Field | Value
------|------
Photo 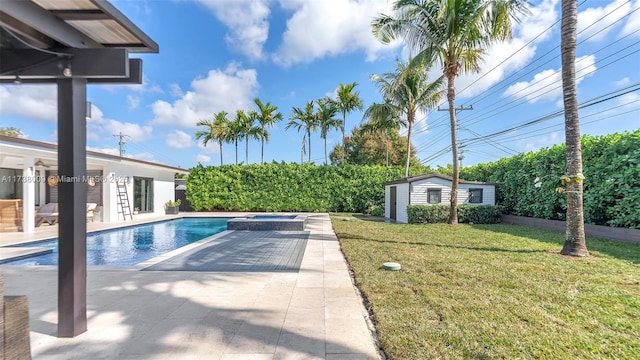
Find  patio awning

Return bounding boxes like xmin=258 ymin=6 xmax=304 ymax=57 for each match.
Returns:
xmin=0 ymin=0 xmax=158 ymax=83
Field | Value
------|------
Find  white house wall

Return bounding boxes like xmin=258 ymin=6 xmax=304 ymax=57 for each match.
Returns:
xmin=102 ymin=163 xmax=176 ymax=222
xmin=410 ymin=177 xmax=495 ymax=206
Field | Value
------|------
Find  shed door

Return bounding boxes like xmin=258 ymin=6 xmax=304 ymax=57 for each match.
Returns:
xmin=390 ymin=186 xmax=397 ymax=221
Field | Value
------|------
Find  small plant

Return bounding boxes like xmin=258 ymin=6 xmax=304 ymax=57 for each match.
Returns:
xmin=164 ymin=199 xmax=181 ymax=208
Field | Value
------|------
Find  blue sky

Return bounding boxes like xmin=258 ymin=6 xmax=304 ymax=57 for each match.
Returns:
xmin=1 ymin=0 xmax=638 ymax=170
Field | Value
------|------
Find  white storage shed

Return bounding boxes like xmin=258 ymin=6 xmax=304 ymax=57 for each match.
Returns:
xmin=384 ymin=173 xmax=496 ymax=223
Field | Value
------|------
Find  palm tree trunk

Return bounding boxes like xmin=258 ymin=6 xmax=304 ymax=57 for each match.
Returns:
xmin=219 ymin=141 xmax=223 ymax=166
xmin=447 ymin=73 xmax=459 ymax=225
xmin=245 ymin=139 xmax=249 ymax=164
xmin=404 ymin=119 xmax=412 ymax=177
xmin=261 ymin=136 xmax=265 ymax=165
xmin=341 ymin=113 xmax=346 ymax=164
xmin=307 ymin=129 xmax=311 ymax=163
xmin=385 ymin=131 xmax=389 ymax=167
xmin=324 ymin=137 xmax=328 ymax=164
xmin=235 ymin=140 xmax=238 ymax=165
xmin=560 ymin=0 xmax=588 ymax=257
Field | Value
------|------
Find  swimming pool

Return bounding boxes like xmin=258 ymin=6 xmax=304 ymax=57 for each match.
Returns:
xmin=4 ymin=217 xmax=229 ymax=266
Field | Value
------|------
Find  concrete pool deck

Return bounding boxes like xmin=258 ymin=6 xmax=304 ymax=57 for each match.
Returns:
xmin=0 ymin=213 xmax=381 ymax=359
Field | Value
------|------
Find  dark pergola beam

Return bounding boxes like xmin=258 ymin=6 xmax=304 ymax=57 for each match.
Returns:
xmin=0 ymin=48 xmax=129 ymax=77
xmin=0 ymin=58 xmax=143 ymax=84
xmin=50 ymin=10 xmax=110 ymax=21
xmin=0 ymin=0 xmax=101 ymax=48
xmin=0 ymin=12 xmax=54 ymax=48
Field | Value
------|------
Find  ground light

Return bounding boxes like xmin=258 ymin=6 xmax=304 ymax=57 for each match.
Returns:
xmin=382 ymin=262 xmax=401 ymax=271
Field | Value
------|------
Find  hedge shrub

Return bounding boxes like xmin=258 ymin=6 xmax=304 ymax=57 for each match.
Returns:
xmin=186 ymin=162 xmax=407 ymax=213
xmin=408 ymin=205 xmax=502 ymax=224
xmin=460 ymin=131 xmax=640 ymax=228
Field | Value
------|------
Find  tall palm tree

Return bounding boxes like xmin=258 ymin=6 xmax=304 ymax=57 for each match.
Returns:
xmin=370 ymin=58 xmax=443 ymax=177
xmin=195 ymin=111 xmax=230 ymax=166
xmin=373 ymin=0 xmax=526 ymax=224
xmin=286 ymin=101 xmax=317 ymax=163
xmin=560 ymin=0 xmax=588 ymax=257
xmin=235 ymin=110 xmax=261 ymax=164
xmin=334 ymin=82 xmax=364 ymax=164
xmin=316 ymin=97 xmax=342 ymax=164
xmin=362 ymin=100 xmax=407 ymax=167
xmin=227 ymin=111 xmax=246 ymax=165
xmin=252 ymin=98 xmax=283 ymax=164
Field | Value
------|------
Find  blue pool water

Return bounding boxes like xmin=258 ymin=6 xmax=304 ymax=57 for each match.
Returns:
xmin=5 ymin=218 xmax=229 ymax=266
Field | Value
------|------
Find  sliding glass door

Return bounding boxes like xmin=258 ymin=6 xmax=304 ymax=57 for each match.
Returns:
xmin=134 ymin=177 xmax=153 ymax=213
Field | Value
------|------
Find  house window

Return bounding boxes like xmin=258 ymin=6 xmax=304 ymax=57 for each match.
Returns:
xmin=427 ymin=189 xmax=441 ymax=204
xmin=134 ymin=177 xmax=154 ymax=213
xmin=0 ymin=168 xmax=21 ymax=200
xmin=469 ymin=188 xmax=483 ymax=203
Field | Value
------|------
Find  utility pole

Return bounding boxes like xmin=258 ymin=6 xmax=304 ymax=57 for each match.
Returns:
xmin=113 ymin=132 xmax=129 ymax=157
xmin=438 ymin=105 xmax=473 ymax=168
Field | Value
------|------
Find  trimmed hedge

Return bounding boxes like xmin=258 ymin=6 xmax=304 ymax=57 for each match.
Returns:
xmin=460 ymin=131 xmax=640 ymax=228
xmin=186 ymin=162 xmax=409 ymax=213
xmin=408 ymin=205 xmax=502 ymax=224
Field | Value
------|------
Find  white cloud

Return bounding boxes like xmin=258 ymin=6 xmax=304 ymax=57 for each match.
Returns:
xmin=0 ymin=84 xmax=57 ymax=121
xmin=618 ymin=91 xmax=640 ymax=106
xmin=521 ymin=131 xmax=563 ymax=151
xmin=166 ymin=130 xmax=194 ymax=149
xmin=194 ymin=0 xmax=270 ymax=60
xmin=195 ymin=154 xmax=211 ymax=163
xmin=503 ymin=55 xmax=597 ymax=103
xmin=198 ymin=142 xmax=220 ymax=153
xmin=615 ymin=77 xmax=631 ymax=87
xmin=273 ymin=0 xmax=398 ymax=66
xmin=127 ymin=95 xmax=140 ymax=110
xmin=578 ymin=0 xmax=631 ymax=42
xmin=169 ymin=84 xmax=183 ymax=98
xmin=87 ymin=105 xmax=153 ymax=142
xmin=150 ymin=62 xmax=259 ymax=128
xmin=621 ymin=0 xmax=640 ymax=38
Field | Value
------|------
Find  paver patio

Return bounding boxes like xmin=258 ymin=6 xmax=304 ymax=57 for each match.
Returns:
xmin=0 ymin=213 xmax=380 ymax=359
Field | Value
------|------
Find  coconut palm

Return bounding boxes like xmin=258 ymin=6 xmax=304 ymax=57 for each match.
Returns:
xmin=560 ymin=0 xmax=588 ymax=257
xmin=370 ymin=58 xmax=443 ymax=177
xmin=195 ymin=111 xmax=230 ymax=166
xmin=373 ymin=0 xmax=526 ymax=224
xmin=316 ymin=97 xmax=342 ymax=164
xmin=334 ymin=82 xmax=363 ymax=164
xmin=227 ymin=112 xmax=245 ymax=165
xmin=286 ymin=101 xmax=317 ymax=163
xmin=362 ymin=100 xmax=407 ymax=167
xmin=252 ymin=98 xmax=283 ymax=164
xmin=236 ymin=110 xmax=261 ymax=164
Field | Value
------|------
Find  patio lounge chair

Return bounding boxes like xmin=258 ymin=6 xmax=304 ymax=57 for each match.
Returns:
xmin=86 ymin=203 xmax=97 ymax=222
xmin=35 ymin=203 xmax=58 ymax=227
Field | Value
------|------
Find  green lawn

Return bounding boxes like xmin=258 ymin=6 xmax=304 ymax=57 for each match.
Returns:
xmin=330 ymin=215 xmax=640 ymax=359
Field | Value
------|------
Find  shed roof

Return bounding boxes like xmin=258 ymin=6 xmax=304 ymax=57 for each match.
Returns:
xmin=384 ymin=173 xmax=496 ymax=186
